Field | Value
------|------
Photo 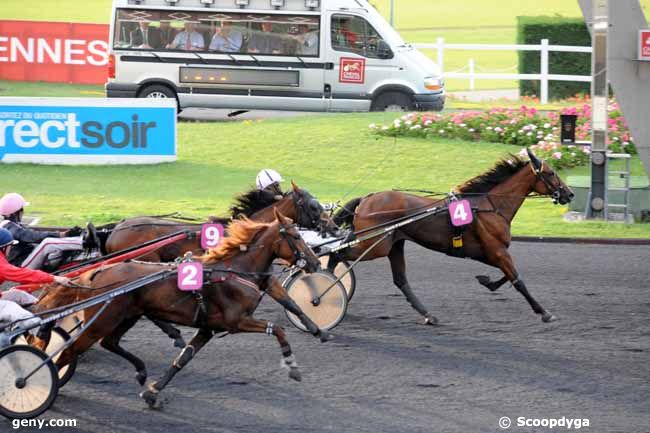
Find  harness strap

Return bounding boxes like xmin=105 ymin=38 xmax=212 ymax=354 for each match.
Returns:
xmin=210 ymin=273 xmax=260 ymax=293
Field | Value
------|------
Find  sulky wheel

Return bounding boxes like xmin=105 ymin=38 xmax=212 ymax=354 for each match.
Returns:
xmin=284 ymin=271 xmax=348 ymax=332
xmin=13 ymin=327 xmax=77 ymax=388
xmin=0 ymin=345 xmax=59 ymax=419
xmin=319 ymin=257 xmax=356 ymax=301
xmin=47 ymin=327 xmax=77 ymax=388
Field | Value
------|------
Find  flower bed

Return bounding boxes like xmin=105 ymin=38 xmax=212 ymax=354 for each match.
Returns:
xmin=369 ymin=99 xmax=635 ymax=170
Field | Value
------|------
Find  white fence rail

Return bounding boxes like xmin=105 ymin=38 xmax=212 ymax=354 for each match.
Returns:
xmin=413 ymin=38 xmax=593 ymax=104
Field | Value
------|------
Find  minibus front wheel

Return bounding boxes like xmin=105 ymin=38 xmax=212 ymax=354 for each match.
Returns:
xmin=138 ymin=84 xmax=180 ymax=112
xmin=371 ymin=91 xmax=414 ymax=112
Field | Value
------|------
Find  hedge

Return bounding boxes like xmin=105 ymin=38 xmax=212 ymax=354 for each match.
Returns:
xmin=517 ymin=16 xmax=591 ymax=100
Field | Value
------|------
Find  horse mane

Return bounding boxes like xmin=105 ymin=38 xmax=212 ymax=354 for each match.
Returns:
xmin=229 ymin=188 xmax=280 ymax=218
xmin=455 ymin=155 xmax=529 ymax=195
xmin=201 ymin=217 xmax=271 ymax=263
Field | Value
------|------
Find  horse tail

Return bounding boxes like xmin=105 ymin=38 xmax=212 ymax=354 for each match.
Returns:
xmin=333 ymin=196 xmax=364 ymax=228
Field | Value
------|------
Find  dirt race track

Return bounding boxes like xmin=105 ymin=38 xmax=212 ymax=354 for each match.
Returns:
xmin=5 ymin=241 xmax=649 ymax=433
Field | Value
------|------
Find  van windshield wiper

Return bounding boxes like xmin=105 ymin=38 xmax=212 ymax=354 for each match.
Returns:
xmin=150 ymin=51 xmax=165 ymax=63
xmin=296 ymin=56 xmax=308 ymax=68
xmin=227 ymin=53 xmax=241 ymax=65
xmin=248 ymin=54 xmax=262 ymax=67
xmin=193 ymin=52 xmax=208 ymax=64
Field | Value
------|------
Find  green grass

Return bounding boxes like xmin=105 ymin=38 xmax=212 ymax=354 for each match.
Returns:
xmin=0 ymin=81 xmax=104 ymax=98
xmin=4 ymin=0 xmax=650 ymax=92
xmin=1 ymin=111 xmax=649 ymax=238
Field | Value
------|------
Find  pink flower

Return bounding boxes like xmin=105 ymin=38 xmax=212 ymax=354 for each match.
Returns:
xmin=552 ymin=152 xmax=562 ymax=159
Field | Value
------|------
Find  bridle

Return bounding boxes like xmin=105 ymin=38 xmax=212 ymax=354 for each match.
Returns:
xmin=276 ymin=221 xmax=310 ymax=269
xmin=529 ymin=160 xmax=566 ymax=204
xmin=290 ymin=190 xmax=322 ymax=229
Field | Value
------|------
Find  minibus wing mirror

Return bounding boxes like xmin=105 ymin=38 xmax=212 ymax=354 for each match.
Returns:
xmin=377 ymin=40 xmax=393 ymax=59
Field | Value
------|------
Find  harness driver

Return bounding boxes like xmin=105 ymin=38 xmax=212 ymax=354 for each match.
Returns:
xmin=0 ymin=193 xmax=100 ymax=270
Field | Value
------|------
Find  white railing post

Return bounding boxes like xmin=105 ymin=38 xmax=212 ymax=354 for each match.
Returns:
xmin=469 ymin=58 xmax=475 ymax=90
xmin=540 ymin=39 xmax=549 ymax=104
xmin=436 ymin=37 xmax=444 ymax=75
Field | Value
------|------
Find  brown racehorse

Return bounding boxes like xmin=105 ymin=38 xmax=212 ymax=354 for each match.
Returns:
xmin=331 ymin=149 xmax=574 ymax=325
xmin=104 ymin=182 xmax=337 ymax=346
xmin=105 ymin=181 xmax=336 ymax=261
xmin=35 ymin=210 xmax=331 ymax=407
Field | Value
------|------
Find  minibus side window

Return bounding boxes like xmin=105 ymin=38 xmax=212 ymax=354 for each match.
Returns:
xmin=113 ymin=8 xmax=319 ymax=57
xmin=331 ymin=14 xmax=390 ymax=59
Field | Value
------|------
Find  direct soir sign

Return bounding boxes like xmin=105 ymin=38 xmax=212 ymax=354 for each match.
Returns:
xmin=0 ymin=98 xmax=177 ymax=165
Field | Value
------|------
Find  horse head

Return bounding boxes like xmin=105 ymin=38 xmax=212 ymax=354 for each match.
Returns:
xmin=273 ymin=207 xmax=320 ymax=273
xmin=289 ymin=181 xmax=340 ymax=236
xmin=526 ymin=148 xmax=574 ymax=205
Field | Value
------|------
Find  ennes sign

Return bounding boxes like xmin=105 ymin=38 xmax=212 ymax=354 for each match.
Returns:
xmin=639 ymin=30 xmax=650 ymax=61
xmin=0 ymin=98 xmax=176 ymax=165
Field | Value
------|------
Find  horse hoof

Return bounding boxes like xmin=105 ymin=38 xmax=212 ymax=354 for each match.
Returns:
xmin=423 ymin=314 xmax=439 ymax=326
xmin=173 ymin=337 xmax=186 ymax=349
xmin=318 ymin=331 xmax=334 ymax=343
xmin=475 ymin=275 xmax=491 ymax=287
xmin=140 ymin=389 xmax=158 ymax=408
xmin=288 ymin=368 xmax=302 ymax=382
xmin=542 ymin=312 xmax=557 ymax=323
xmin=135 ymin=370 xmax=147 ymax=386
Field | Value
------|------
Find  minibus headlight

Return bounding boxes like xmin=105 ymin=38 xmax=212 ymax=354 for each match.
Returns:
xmin=424 ymin=77 xmax=444 ymax=91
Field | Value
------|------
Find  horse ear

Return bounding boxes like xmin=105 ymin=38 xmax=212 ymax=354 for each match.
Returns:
xmin=526 ymin=148 xmax=542 ymax=170
xmin=291 ymin=180 xmax=299 ymax=192
xmin=273 ymin=207 xmax=287 ymax=223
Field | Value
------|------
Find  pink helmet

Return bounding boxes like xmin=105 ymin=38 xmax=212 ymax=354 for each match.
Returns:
xmin=0 ymin=193 xmax=29 ymax=217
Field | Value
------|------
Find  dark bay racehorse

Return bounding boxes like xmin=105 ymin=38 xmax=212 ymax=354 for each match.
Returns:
xmin=104 ymin=182 xmax=337 ymax=346
xmin=331 ymin=149 xmax=574 ymax=325
xmin=35 ymin=210 xmax=330 ymax=407
xmin=105 ymin=181 xmax=336 ymax=261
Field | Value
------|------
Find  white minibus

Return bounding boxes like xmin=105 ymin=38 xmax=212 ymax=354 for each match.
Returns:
xmin=106 ymin=0 xmax=445 ymax=112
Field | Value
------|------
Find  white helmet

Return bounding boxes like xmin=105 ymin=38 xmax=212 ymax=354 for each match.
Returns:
xmin=256 ymin=169 xmax=283 ymax=190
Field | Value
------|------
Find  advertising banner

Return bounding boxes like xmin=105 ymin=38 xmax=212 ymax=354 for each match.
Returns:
xmin=0 ymin=98 xmax=176 ymax=165
xmin=639 ymin=30 xmax=650 ymax=61
xmin=0 ymin=20 xmax=109 ymax=84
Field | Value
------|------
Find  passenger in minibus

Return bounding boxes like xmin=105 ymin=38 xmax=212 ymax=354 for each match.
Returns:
xmin=209 ymin=21 xmax=243 ymax=53
xmin=294 ymin=24 xmax=319 ymax=56
xmin=158 ymin=21 xmax=176 ymax=49
xmin=130 ymin=20 xmax=162 ymax=49
xmin=332 ymin=17 xmax=359 ymax=49
xmin=247 ymin=22 xmax=283 ymax=54
xmin=166 ymin=21 xmax=205 ymax=51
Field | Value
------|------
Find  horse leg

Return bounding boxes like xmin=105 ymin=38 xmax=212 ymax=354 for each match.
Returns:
xmin=100 ymin=315 xmax=148 ymax=385
xmin=140 ymin=328 xmax=213 ymax=408
xmin=388 ymin=240 xmax=438 ymax=326
xmin=490 ymin=248 xmax=555 ymax=323
xmin=475 ymin=275 xmax=509 ymax=292
xmin=235 ymin=317 xmax=302 ymax=382
xmin=149 ymin=317 xmax=186 ymax=348
xmin=265 ymin=277 xmax=332 ymax=342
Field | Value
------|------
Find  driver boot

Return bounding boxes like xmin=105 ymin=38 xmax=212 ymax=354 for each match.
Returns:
xmin=82 ymin=222 xmax=100 ymax=249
